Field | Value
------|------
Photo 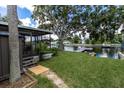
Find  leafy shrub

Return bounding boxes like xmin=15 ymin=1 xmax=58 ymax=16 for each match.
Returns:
xmin=72 ymin=35 xmax=81 ymax=44
xmin=35 ymin=42 xmax=48 ymax=54
xmin=85 ymin=39 xmax=91 ymax=44
xmin=36 ymin=42 xmax=59 ymax=56
xmin=93 ymin=47 xmax=102 ymax=53
xmin=47 ymin=48 xmax=59 ymax=56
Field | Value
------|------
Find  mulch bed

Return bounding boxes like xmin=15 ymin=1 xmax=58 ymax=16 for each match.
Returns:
xmin=0 ymin=73 xmax=37 ymax=88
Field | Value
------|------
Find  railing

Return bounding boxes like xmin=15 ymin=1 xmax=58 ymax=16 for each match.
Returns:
xmin=64 ymin=44 xmax=121 ymax=48
xmin=22 ymin=55 xmax=39 ymax=67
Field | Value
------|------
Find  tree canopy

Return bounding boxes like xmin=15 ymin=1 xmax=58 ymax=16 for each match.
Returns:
xmin=32 ymin=5 xmax=80 ymax=49
xmin=75 ymin=5 xmax=124 ymax=44
xmin=32 ymin=5 xmax=124 ymax=46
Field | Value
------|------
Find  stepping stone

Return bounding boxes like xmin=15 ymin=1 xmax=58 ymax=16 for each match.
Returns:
xmin=28 ymin=65 xmax=49 ymax=75
xmin=42 ymin=70 xmax=68 ymax=88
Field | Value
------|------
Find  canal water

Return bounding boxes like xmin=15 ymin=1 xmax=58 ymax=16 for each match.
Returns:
xmin=64 ymin=46 xmax=122 ymax=59
xmin=94 ymin=47 xmax=120 ymax=59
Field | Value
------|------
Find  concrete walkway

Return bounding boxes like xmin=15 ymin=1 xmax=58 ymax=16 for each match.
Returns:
xmin=41 ymin=70 xmax=68 ymax=88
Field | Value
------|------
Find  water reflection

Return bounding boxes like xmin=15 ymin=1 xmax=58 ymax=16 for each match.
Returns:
xmin=98 ymin=48 xmax=108 ymax=58
xmin=64 ymin=46 xmax=122 ymax=59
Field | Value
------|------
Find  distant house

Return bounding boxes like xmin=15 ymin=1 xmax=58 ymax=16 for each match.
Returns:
xmin=63 ymin=40 xmax=71 ymax=45
xmin=0 ymin=22 xmax=53 ymax=81
xmin=51 ymin=41 xmax=59 ymax=48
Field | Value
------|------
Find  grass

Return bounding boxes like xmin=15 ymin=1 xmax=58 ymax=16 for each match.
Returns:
xmin=38 ymin=51 xmax=124 ymax=88
xmin=34 ymin=75 xmax=56 ymax=88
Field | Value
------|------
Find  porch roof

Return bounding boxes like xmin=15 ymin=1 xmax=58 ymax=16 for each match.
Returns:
xmin=0 ymin=22 xmax=53 ymax=36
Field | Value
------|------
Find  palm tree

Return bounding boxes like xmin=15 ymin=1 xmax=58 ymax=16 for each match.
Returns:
xmin=7 ymin=5 xmax=21 ymax=83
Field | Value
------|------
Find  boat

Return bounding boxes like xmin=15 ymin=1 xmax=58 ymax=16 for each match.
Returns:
xmin=118 ymin=52 xmax=124 ymax=59
xmin=99 ymin=53 xmax=108 ymax=58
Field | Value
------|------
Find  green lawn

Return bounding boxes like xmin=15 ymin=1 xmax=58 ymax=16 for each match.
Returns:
xmin=34 ymin=75 xmax=56 ymax=88
xmin=39 ymin=51 xmax=124 ymax=88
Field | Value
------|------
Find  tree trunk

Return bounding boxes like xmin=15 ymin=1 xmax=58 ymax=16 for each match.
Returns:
xmin=59 ymin=38 xmax=64 ymax=51
xmin=7 ymin=5 xmax=21 ymax=83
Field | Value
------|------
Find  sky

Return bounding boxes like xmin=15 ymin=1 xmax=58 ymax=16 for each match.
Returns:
xmin=0 ymin=5 xmax=58 ymax=40
xmin=0 ymin=5 xmax=39 ymax=28
xmin=0 ymin=5 xmax=41 ymax=28
xmin=0 ymin=5 xmax=122 ymax=41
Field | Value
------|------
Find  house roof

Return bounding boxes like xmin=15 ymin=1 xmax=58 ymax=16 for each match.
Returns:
xmin=0 ymin=21 xmax=53 ymax=36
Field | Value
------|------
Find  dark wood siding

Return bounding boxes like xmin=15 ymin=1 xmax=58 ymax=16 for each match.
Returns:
xmin=0 ymin=37 xmax=2 ymax=80
xmin=0 ymin=36 xmax=9 ymax=81
xmin=19 ymin=38 xmax=23 ymax=72
xmin=0 ymin=36 xmax=23 ymax=81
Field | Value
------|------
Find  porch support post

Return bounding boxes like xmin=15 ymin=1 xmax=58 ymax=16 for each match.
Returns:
xmin=49 ymin=34 xmax=51 ymax=48
xmin=24 ymin=35 xmax=26 ymax=48
xmin=23 ymin=34 xmax=26 ymax=56
xmin=30 ymin=33 xmax=33 ymax=55
xmin=41 ymin=35 xmax=42 ymax=42
xmin=35 ymin=36 xmax=37 ymax=52
xmin=37 ymin=36 xmax=38 ymax=43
